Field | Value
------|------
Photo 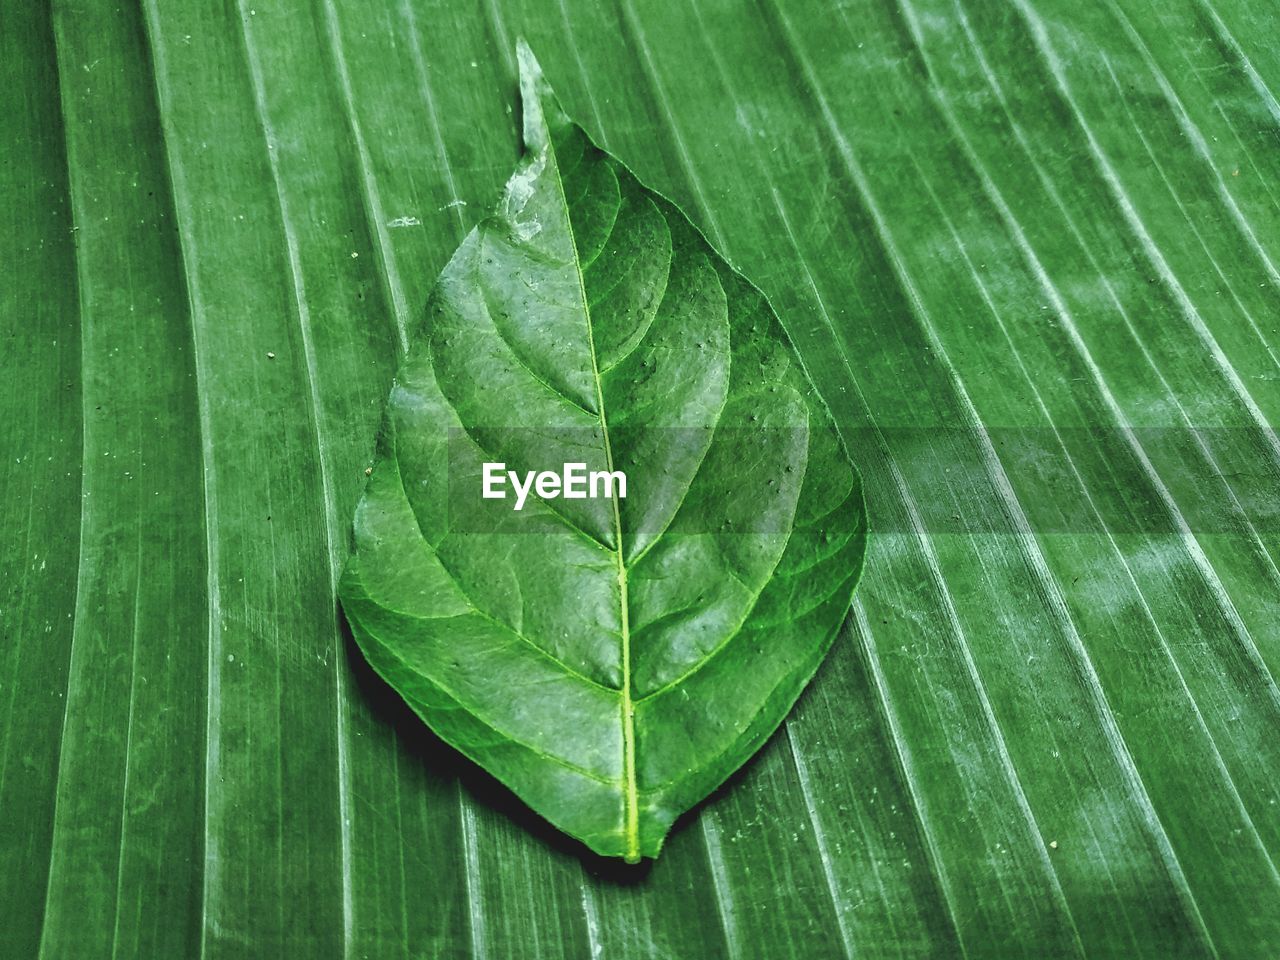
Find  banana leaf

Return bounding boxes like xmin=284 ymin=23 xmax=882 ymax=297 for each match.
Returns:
xmin=2 ymin=0 xmax=1278 ymax=956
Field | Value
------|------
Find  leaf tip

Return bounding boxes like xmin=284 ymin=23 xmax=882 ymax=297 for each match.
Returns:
xmin=515 ymin=35 xmax=540 ymax=79
xmin=514 ymin=39 xmax=567 ymax=153
xmin=515 ymin=38 xmax=548 ymax=150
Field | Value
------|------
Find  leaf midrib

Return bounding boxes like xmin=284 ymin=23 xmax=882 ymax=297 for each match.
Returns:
xmin=546 ymin=140 xmax=641 ymax=862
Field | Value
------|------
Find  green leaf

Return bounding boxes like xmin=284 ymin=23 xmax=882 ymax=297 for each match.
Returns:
xmin=339 ymin=41 xmax=866 ymax=862
xmin=6 ymin=0 xmax=1280 ymax=955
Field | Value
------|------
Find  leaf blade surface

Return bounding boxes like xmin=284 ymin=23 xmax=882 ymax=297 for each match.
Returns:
xmin=339 ymin=41 xmax=867 ymax=861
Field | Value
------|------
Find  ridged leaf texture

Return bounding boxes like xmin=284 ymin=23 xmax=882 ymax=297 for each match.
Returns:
xmin=11 ymin=0 xmax=1280 ymax=954
xmin=338 ymin=43 xmax=867 ymax=861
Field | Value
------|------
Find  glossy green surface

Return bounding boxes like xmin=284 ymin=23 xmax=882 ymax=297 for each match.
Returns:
xmin=340 ymin=45 xmax=864 ymax=862
xmin=3 ymin=0 xmax=1279 ymax=955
